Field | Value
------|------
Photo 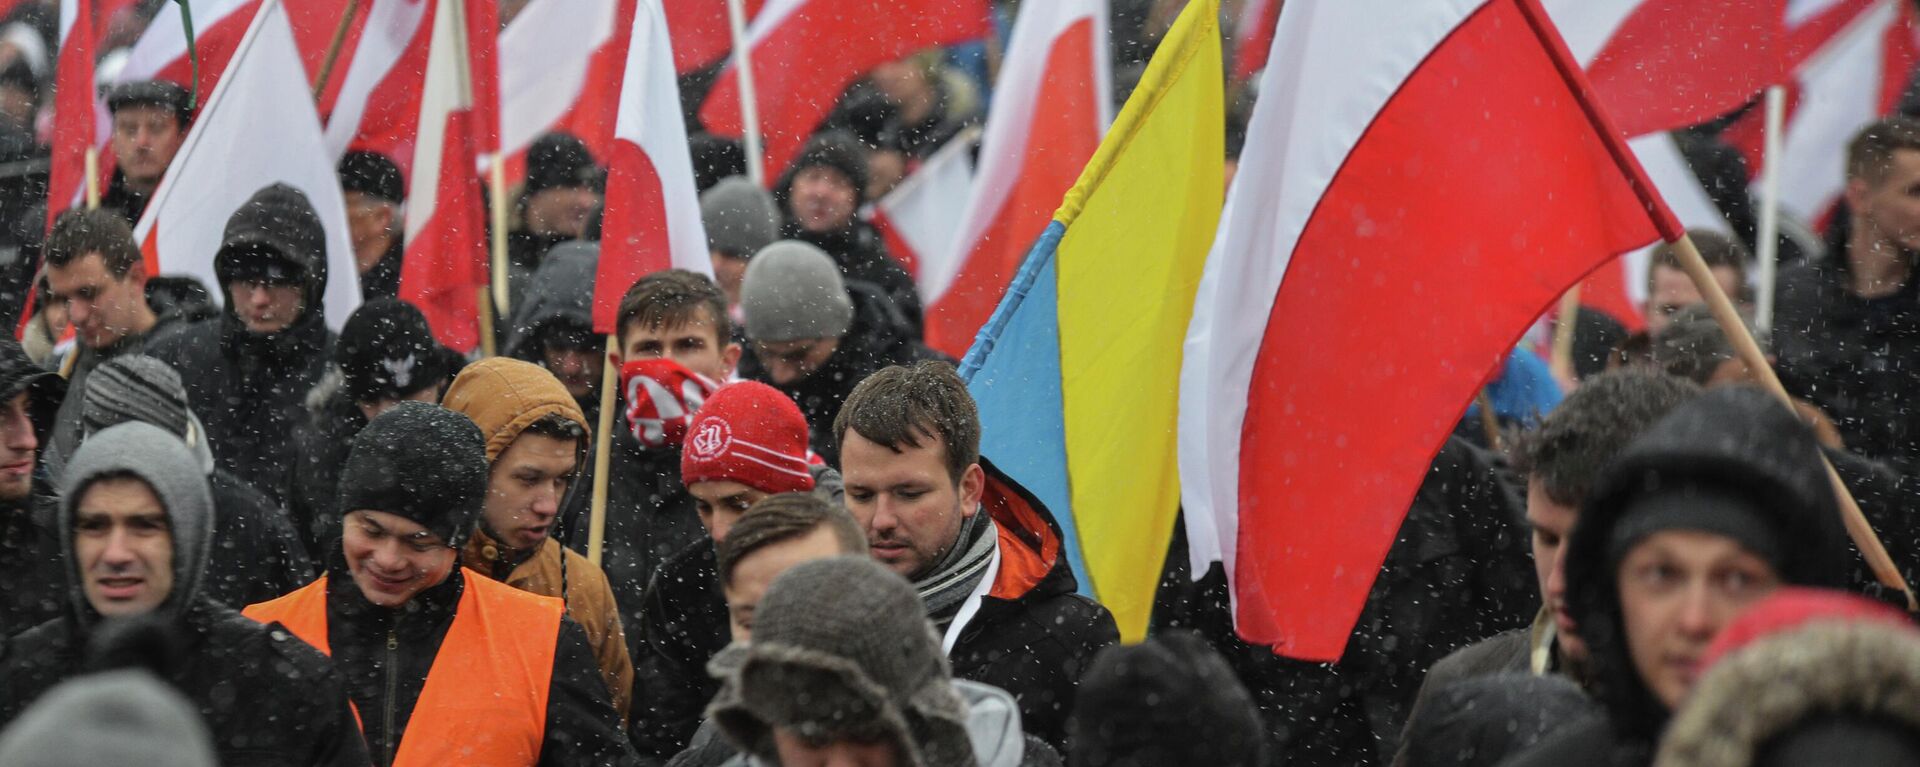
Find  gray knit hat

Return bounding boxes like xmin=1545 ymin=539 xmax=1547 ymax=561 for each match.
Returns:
xmin=701 ymin=175 xmax=781 ymax=258
xmin=0 ymin=669 xmax=216 ymax=767
xmin=81 ymin=355 xmax=216 ymax=475
xmin=740 ymin=240 xmax=855 ymax=343
xmin=707 ymin=556 xmax=974 ymax=767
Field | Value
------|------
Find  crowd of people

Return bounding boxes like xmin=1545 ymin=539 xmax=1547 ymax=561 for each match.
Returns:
xmin=0 ymin=1 xmax=1917 ymax=766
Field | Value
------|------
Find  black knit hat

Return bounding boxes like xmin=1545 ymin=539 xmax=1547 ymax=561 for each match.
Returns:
xmin=781 ymin=130 xmax=870 ymax=207
xmin=337 ymin=150 xmax=404 ymax=205
xmin=335 ymin=299 xmax=461 ymax=404
xmin=1067 ymin=631 xmax=1265 ymax=767
xmin=105 ymin=80 xmax=191 ymax=128
xmin=525 ymin=132 xmax=601 ymax=196
xmin=338 ymin=402 xmax=488 ymax=548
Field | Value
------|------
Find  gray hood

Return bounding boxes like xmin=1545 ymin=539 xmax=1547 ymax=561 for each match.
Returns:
xmin=504 ymin=241 xmax=597 ymax=361
xmin=716 ymin=680 xmax=1028 ymax=767
xmin=58 ymin=421 xmax=216 ymax=629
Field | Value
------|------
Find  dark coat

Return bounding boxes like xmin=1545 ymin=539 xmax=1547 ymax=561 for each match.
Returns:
xmin=0 ymin=601 xmax=371 ymax=767
xmin=1159 ymin=437 xmax=1537 ymax=766
xmin=310 ymin=555 xmax=637 ymax=767
xmin=42 ymin=310 xmax=186 ymax=481
xmin=783 ymin=220 xmax=923 ymax=338
xmin=1772 ymin=255 xmax=1920 ymax=473
xmin=1396 ymin=673 xmax=1598 ymax=767
xmin=144 ymin=188 xmax=339 ymax=504
xmin=738 ymin=281 xmax=946 ymax=465
xmin=0 ymin=496 xmax=63 ymax=636
xmin=359 ymin=237 xmax=403 ymax=301
xmin=285 ymin=375 xmax=364 ymax=564
xmin=202 ymin=468 xmax=313 ymax=607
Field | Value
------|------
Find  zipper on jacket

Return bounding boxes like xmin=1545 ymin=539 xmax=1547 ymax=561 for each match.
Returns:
xmin=383 ymin=628 xmax=399 ymax=767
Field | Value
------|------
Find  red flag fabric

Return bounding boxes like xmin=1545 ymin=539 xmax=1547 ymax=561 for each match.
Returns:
xmin=494 ymin=0 xmax=629 ymax=183
xmin=921 ymin=0 xmax=1108 ymax=356
xmin=1546 ymin=0 xmax=1787 ymax=139
xmin=662 ymin=0 xmax=763 ymax=74
xmin=595 ymin=0 xmax=713 ymax=334
xmin=698 ymin=0 xmax=990 ymax=180
xmin=1178 ymin=0 xmax=1682 ymax=662
xmin=113 ymin=0 xmax=353 ymax=113
xmin=398 ymin=0 xmax=499 ymax=352
xmin=48 ymin=0 xmax=97 ymax=228
xmin=1230 ymin=0 xmax=1279 ymax=83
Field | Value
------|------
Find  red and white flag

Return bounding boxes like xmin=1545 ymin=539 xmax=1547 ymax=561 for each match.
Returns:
xmin=131 ymin=0 xmax=357 ymax=329
xmin=112 ymin=0 xmax=352 ymax=111
xmin=662 ymin=0 xmax=763 ymax=74
xmin=1178 ymin=0 xmax=1682 ymax=661
xmin=1725 ymin=0 xmax=1919 ymax=229
xmin=48 ymin=0 xmax=100 ymax=227
xmin=922 ymin=0 xmax=1108 ymax=356
xmin=494 ymin=0 xmax=624 ymax=180
xmin=594 ymin=0 xmax=713 ymax=335
xmin=868 ymin=127 xmax=977 ymax=297
xmin=319 ymin=0 xmax=430 ymax=162
xmin=399 ymin=0 xmax=498 ymax=352
xmin=1230 ymin=0 xmax=1280 ymax=83
xmin=1546 ymin=0 xmax=1787 ymax=139
xmin=698 ymin=0 xmax=990 ymax=181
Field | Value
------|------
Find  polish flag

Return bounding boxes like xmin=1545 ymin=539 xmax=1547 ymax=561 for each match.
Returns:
xmin=868 ymin=127 xmax=977 ymax=297
xmin=1724 ymin=0 xmax=1919 ymax=229
xmin=699 ymin=0 xmax=991 ymax=181
xmin=47 ymin=0 xmax=100 ymax=227
xmin=1230 ymin=0 xmax=1279 ymax=84
xmin=1546 ymin=0 xmax=1787 ymax=139
xmin=922 ymin=0 xmax=1108 ymax=356
xmin=662 ymin=0 xmax=763 ymax=74
xmin=494 ymin=0 xmax=623 ymax=181
xmin=319 ymin=0 xmax=430 ymax=162
xmin=112 ymin=0 xmax=354 ymax=112
xmin=1578 ymin=134 xmax=1739 ymax=329
xmin=1178 ymin=0 xmax=1682 ymax=661
xmin=594 ymin=0 xmax=713 ymax=335
xmin=131 ymin=0 xmax=358 ymax=330
xmin=399 ymin=0 xmax=499 ymax=352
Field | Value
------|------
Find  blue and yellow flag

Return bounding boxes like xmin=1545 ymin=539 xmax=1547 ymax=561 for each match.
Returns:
xmin=961 ymin=0 xmax=1223 ymax=641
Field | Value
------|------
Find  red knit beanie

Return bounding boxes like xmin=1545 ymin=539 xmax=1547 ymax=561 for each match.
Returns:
xmin=680 ymin=381 xmax=816 ymax=494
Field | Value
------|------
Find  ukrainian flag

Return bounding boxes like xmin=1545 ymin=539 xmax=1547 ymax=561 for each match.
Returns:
xmin=960 ymin=0 xmax=1223 ymax=642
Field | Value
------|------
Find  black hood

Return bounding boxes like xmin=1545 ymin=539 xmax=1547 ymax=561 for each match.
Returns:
xmin=214 ymin=183 xmax=330 ymax=324
xmin=1564 ymin=386 xmax=1851 ymax=741
xmin=0 ymin=340 xmax=64 ymax=446
xmin=503 ymin=240 xmax=597 ymax=361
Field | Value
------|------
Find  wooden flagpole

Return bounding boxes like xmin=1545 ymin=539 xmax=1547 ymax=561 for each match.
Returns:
xmin=1754 ymin=84 xmax=1786 ymax=335
xmin=1549 ymin=286 xmax=1579 ymax=384
xmin=490 ymin=155 xmax=511 ymax=318
xmin=1671 ymin=233 xmax=1916 ymax=610
xmin=1474 ymin=389 xmax=1502 ymax=452
xmin=476 ymin=287 xmax=496 ymax=357
xmin=82 ymin=147 xmax=99 ymax=210
xmin=588 ymin=335 xmax=617 ymax=566
xmin=311 ymin=0 xmax=363 ymax=100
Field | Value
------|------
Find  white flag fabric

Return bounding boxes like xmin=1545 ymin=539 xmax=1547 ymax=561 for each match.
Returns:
xmin=132 ymin=0 xmax=358 ymax=330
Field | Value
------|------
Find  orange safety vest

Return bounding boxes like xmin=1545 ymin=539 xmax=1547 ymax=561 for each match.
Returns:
xmin=244 ymin=569 xmax=564 ymax=767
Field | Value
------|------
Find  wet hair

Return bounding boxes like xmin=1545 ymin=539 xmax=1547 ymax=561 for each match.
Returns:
xmin=1645 ymin=229 xmax=1749 ymax=302
xmin=521 ymin=412 xmax=587 ymax=445
xmin=44 ymin=208 xmax=141 ymax=278
xmin=714 ymin=493 xmax=867 ymax=588
xmin=616 ymin=269 xmax=732 ymax=350
xmin=1510 ymin=370 xmax=1699 ymax=506
xmin=834 ymin=361 xmax=979 ymax=485
xmin=1848 ymin=117 xmax=1920 ymax=186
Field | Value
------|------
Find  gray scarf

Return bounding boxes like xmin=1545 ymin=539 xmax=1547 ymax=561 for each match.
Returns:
xmin=916 ymin=510 xmax=997 ymax=630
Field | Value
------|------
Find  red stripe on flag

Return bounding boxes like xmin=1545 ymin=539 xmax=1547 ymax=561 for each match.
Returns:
xmin=594 ymin=139 xmax=674 ymax=334
xmin=924 ymin=18 xmax=1100 ymax=357
xmin=1581 ymin=0 xmax=1786 ymax=138
xmin=48 ymin=0 xmax=96 ymax=230
xmin=869 ymin=207 xmax=919 ymax=277
xmin=1233 ymin=0 xmax=1671 ymax=660
xmin=663 ymin=0 xmax=763 ymax=74
xmin=400 ymin=110 xmax=488 ymax=352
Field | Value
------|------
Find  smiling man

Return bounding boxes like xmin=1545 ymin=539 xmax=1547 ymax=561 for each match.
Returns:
xmin=144 ymin=184 xmax=338 ymax=505
xmin=442 ymin=356 xmax=634 ymax=721
xmin=244 ymin=402 xmax=636 ymax=767
xmin=0 ymin=422 xmax=367 ymax=766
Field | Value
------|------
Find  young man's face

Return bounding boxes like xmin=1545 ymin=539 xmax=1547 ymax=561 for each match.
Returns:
xmin=689 ymin=480 xmax=768 ymax=543
xmin=228 ymin=279 xmax=305 ymax=335
xmin=482 ymin=432 xmax=577 ymax=551
xmin=0 ymin=391 xmax=37 ymax=502
xmin=839 ymin=429 xmax=984 ymax=580
xmin=788 ymin=167 xmax=858 ymax=234
xmin=1643 ymin=264 xmax=1743 ymax=337
xmin=109 ymin=105 xmax=184 ymax=187
xmin=46 ymin=253 xmax=151 ymax=350
xmin=618 ymin=305 xmax=740 ymax=383
xmin=1616 ymin=529 xmax=1779 ymax=709
xmin=343 ymin=190 xmax=397 ymax=273
xmin=1849 ymin=147 xmax=1920 ymax=255
xmin=74 ymin=477 xmax=173 ymax=618
xmin=542 ymin=338 xmax=604 ymax=402
xmin=1526 ymin=479 xmax=1586 ymax=663
xmin=341 ymin=509 xmax=458 ymax=608
xmin=722 ymin=525 xmax=851 ymax=642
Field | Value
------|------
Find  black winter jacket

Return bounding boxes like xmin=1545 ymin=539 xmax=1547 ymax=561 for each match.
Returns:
xmin=783 ymin=220 xmax=923 ymax=338
xmin=286 ymin=376 xmax=366 ymax=564
xmin=1160 ymin=437 xmax=1537 ymax=766
xmin=202 ymin=468 xmax=313 ymax=606
xmin=314 ymin=554 xmax=638 ymax=767
xmin=0 ymin=600 xmax=371 ymax=767
xmin=0 ymin=496 xmax=63 ymax=636
xmin=1772 ymin=255 xmax=1920 ymax=473
xmin=738 ymin=281 xmax=946 ymax=465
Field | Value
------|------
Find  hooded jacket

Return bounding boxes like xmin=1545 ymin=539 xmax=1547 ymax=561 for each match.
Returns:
xmin=1158 ymin=437 xmax=1536 ymax=766
xmin=1504 ymin=388 xmax=1854 ymax=767
xmin=0 ymin=423 xmax=369 ymax=766
xmin=443 ymin=357 xmax=635 ymax=722
xmin=144 ymin=184 xmax=338 ymax=504
xmin=287 ymin=371 xmax=368 ymax=563
xmin=0 ymin=342 xmax=66 ymax=635
xmin=504 ymin=241 xmax=597 ymax=364
xmin=771 ymin=134 xmax=923 ymax=337
xmin=1396 ymin=673 xmax=1598 ymax=767
xmin=706 ymin=678 xmax=1047 ymax=767
xmin=737 ymin=280 xmax=946 ymax=465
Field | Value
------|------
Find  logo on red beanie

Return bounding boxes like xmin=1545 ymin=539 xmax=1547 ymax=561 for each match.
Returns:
xmin=689 ymin=418 xmax=732 ymax=461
